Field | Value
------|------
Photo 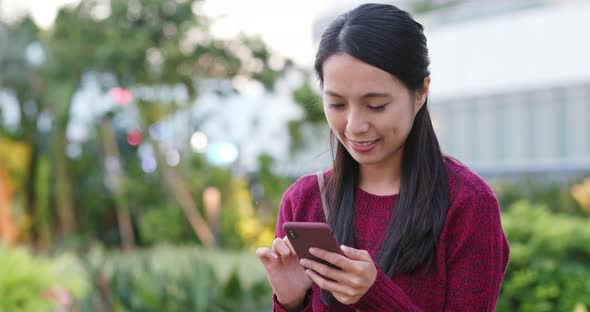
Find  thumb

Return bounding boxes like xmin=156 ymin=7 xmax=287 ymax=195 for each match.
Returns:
xmin=340 ymin=245 xmax=371 ymax=261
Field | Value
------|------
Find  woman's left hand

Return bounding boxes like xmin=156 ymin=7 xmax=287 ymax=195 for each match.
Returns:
xmin=300 ymin=245 xmax=377 ymax=305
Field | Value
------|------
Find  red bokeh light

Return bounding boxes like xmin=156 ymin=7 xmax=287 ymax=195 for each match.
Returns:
xmin=127 ymin=131 xmax=142 ymax=146
xmin=110 ymin=87 xmax=133 ymax=106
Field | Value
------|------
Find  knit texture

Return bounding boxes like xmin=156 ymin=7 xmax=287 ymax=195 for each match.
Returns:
xmin=272 ymin=157 xmax=510 ymax=311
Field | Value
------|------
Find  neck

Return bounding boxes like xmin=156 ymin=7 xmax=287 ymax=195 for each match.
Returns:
xmin=358 ymin=149 xmax=403 ymax=196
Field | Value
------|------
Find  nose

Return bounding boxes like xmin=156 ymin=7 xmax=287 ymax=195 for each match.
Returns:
xmin=345 ymin=107 xmax=369 ymax=136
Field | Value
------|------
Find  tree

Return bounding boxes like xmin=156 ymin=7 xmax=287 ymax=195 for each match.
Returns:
xmin=1 ymin=0 xmax=289 ymax=249
xmin=0 ymin=17 xmax=58 ymax=247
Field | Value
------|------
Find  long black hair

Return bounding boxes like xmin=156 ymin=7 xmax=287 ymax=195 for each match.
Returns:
xmin=314 ymin=3 xmax=449 ymax=305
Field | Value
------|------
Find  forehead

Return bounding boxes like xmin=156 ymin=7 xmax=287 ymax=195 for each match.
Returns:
xmin=322 ymin=53 xmax=403 ymax=97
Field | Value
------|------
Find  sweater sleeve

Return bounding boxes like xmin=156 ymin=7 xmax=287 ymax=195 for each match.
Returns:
xmin=272 ymin=181 xmax=315 ymax=312
xmin=351 ymin=266 xmax=421 ymax=311
xmin=352 ymin=192 xmax=509 ymax=311
xmin=273 ymin=293 xmax=313 ymax=312
xmin=441 ymin=191 xmax=510 ymax=311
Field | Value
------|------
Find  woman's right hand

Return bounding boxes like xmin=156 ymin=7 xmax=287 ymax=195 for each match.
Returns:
xmin=256 ymin=236 xmax=313 ymax=310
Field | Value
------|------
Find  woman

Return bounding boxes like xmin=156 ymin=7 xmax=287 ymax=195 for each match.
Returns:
xmin=256 ymin=3 xmax=510 ymax=311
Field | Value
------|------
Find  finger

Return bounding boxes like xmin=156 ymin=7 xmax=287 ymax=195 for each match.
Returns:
xmin=256 ymin=247 xmax=279 ymax=262
xmin=272 ymin=238 xmax=291 ymax=258
xmin=300 ymin=258 xmax=348 ymax=283
xmin=283 ymin=236 xmax=296 ymax=254
xmin=340 ymin=245 xmax=372 ymax=262
xmin=305 ymin=269 xmax=353 ymax=295
xmin=256 ymin=248 xmax=280 ymax=272
xmin=308 ymin=247 xmax=355 ymax=271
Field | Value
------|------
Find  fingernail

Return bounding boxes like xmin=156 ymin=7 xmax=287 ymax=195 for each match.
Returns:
xmin=271 ymin=253 xmax=278 ymax=259
xmin=309 ymin=247 xmax=316 ymax=253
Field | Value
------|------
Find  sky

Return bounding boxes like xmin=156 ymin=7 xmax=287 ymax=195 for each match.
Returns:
xmin=0 ymin=0 xmax=384 ymax=66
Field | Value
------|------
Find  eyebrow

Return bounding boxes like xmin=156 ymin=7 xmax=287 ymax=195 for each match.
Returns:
xmin=324 ymin=90 xmax=391 ymax=99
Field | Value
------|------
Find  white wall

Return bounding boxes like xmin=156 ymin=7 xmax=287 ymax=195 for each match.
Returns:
xmin=426 ymin=1 xmax=590 ymax=100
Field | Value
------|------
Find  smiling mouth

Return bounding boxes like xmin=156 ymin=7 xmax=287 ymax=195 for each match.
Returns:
xmin=350 ymin=139 xmax=379 ymax=147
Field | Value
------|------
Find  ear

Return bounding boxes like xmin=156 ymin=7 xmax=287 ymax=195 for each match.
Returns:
xmin=414 ymin=77 xmax=431 ymax=112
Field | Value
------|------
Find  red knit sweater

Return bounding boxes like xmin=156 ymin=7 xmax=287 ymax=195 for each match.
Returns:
xmin=272 ymin=157 xmax=510 ymax=311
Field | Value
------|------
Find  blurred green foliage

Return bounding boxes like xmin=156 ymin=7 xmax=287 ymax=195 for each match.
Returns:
xmin=79 ymin=245 xmax=272 ymax=311
xmin=256 ymin=153 xmax=293 ymax=215
xmin=288 ymin=79 xmax=325 ymax=155
xmin=6 ymin=199 xmax=590 ymax=311
xmin=497 ymin=200 xmax=590 ymax=312
xmin=492 ymin=178 xmax=585 ymax=216
xmin=0 ymin=244 xmax=87 ymax=311
xmin=0 ymin=244 xmax=271 ymax=311
xmin=139 ymin=204 xmax=193 ymax=245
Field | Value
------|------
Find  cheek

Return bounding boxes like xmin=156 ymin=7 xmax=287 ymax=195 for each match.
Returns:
xmin=394 ymin=118 xmax=415 ymax=140
xmin=325 ymin=111 xmax=344 ymax=132
xmin=383 ymin=111 xmax=412 ymax=139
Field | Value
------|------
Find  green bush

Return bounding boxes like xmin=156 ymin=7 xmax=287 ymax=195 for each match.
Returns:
xmin=492 ymin=179 xmax=584 ymax=216
xmin=79 ymin=245 xmax=272 ymax=311
xmin=139 ymin=205 xmax=194 ymax=245
xmin=0 ymin=244 xmax=87 ymax=312
xmin=0 ymin=244 xmax=271 ymax=311
xmin=498 ymin=201 xmax=590 ymax=311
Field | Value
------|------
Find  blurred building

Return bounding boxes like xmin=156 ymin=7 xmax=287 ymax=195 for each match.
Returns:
xmin=426 ymin=0 xmax=590 ymax=177
xmin=313 ymin=0 xmax=590 ymax=177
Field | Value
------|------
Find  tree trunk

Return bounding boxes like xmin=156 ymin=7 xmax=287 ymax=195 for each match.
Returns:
xmin=100 ymin=119 xmax=135 ymax=250
xmin=35 ymin=155 xmax=52 ymax=249
xmin=24 ymin=140 xmax=40 ymax=246
xmin=16 ymin=88 xmax=43 ymax=246
xmin=53 ymin=134 xmax=77 ymax=235
xmin=152 ymin=141 xmax=216 ymax=248
xmin=47 ymin=80 xmax=79 ymax=239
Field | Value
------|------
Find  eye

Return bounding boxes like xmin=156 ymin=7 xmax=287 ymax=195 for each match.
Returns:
xmin=368 ymin=103 xmax=389 ymax=111
xmin=329 ymin=104 xmax=345 ymax=109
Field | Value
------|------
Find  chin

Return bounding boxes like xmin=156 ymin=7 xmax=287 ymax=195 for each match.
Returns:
xmin=358 ymin=159 xmax=383 ymax=166
xmin=349 ymin=154 xmax=382 ymax=165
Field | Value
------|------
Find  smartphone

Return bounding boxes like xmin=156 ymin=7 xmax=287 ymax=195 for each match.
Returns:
xmin=282 ymin=222 xmax=344 ymax=269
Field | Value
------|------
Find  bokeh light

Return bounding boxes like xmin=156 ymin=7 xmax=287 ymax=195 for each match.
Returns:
xmin=190 ymin=131 xmax=208 ymax=153
xmin=206 ymin=142 xmax=239 ymax=167
xmin=66 ymin=143 xmax=82 ymax=159
xmin=165 ymin=149 xmax=181 ymax=167
xmin=126 ymin=130 xmax=142 ymax=146
xmin=110 ymin=87 xmax=133 ymax=106
xmin=141 ymin=156 xmax=157 ymax=173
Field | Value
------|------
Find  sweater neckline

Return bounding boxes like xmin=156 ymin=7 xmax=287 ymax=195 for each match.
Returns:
xmin=356 ymin=187 xmax=399 ymax=200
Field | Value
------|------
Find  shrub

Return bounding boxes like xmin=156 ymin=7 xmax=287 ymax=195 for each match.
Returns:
xmin=79 ymin=245 xmax=272 ymax=311
xmin=491 ymin=179 xmax=584 ymax=216
xmin=139 ymin=205 xmax=194 ymax=245
xmin=498 ymin=201 xmax=590 ymax=311
xmin=0 ymin=244 xmax=87 ymax=311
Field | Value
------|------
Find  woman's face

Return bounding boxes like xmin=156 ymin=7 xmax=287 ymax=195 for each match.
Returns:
xmin=322 ymin=53 xmax=429 ymax=168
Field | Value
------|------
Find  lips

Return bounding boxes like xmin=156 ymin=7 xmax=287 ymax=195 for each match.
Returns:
xmin=349 ymin=139 xmax=379 ymax=152
xmin=351 ymin=139 xmax=379 ymax=147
